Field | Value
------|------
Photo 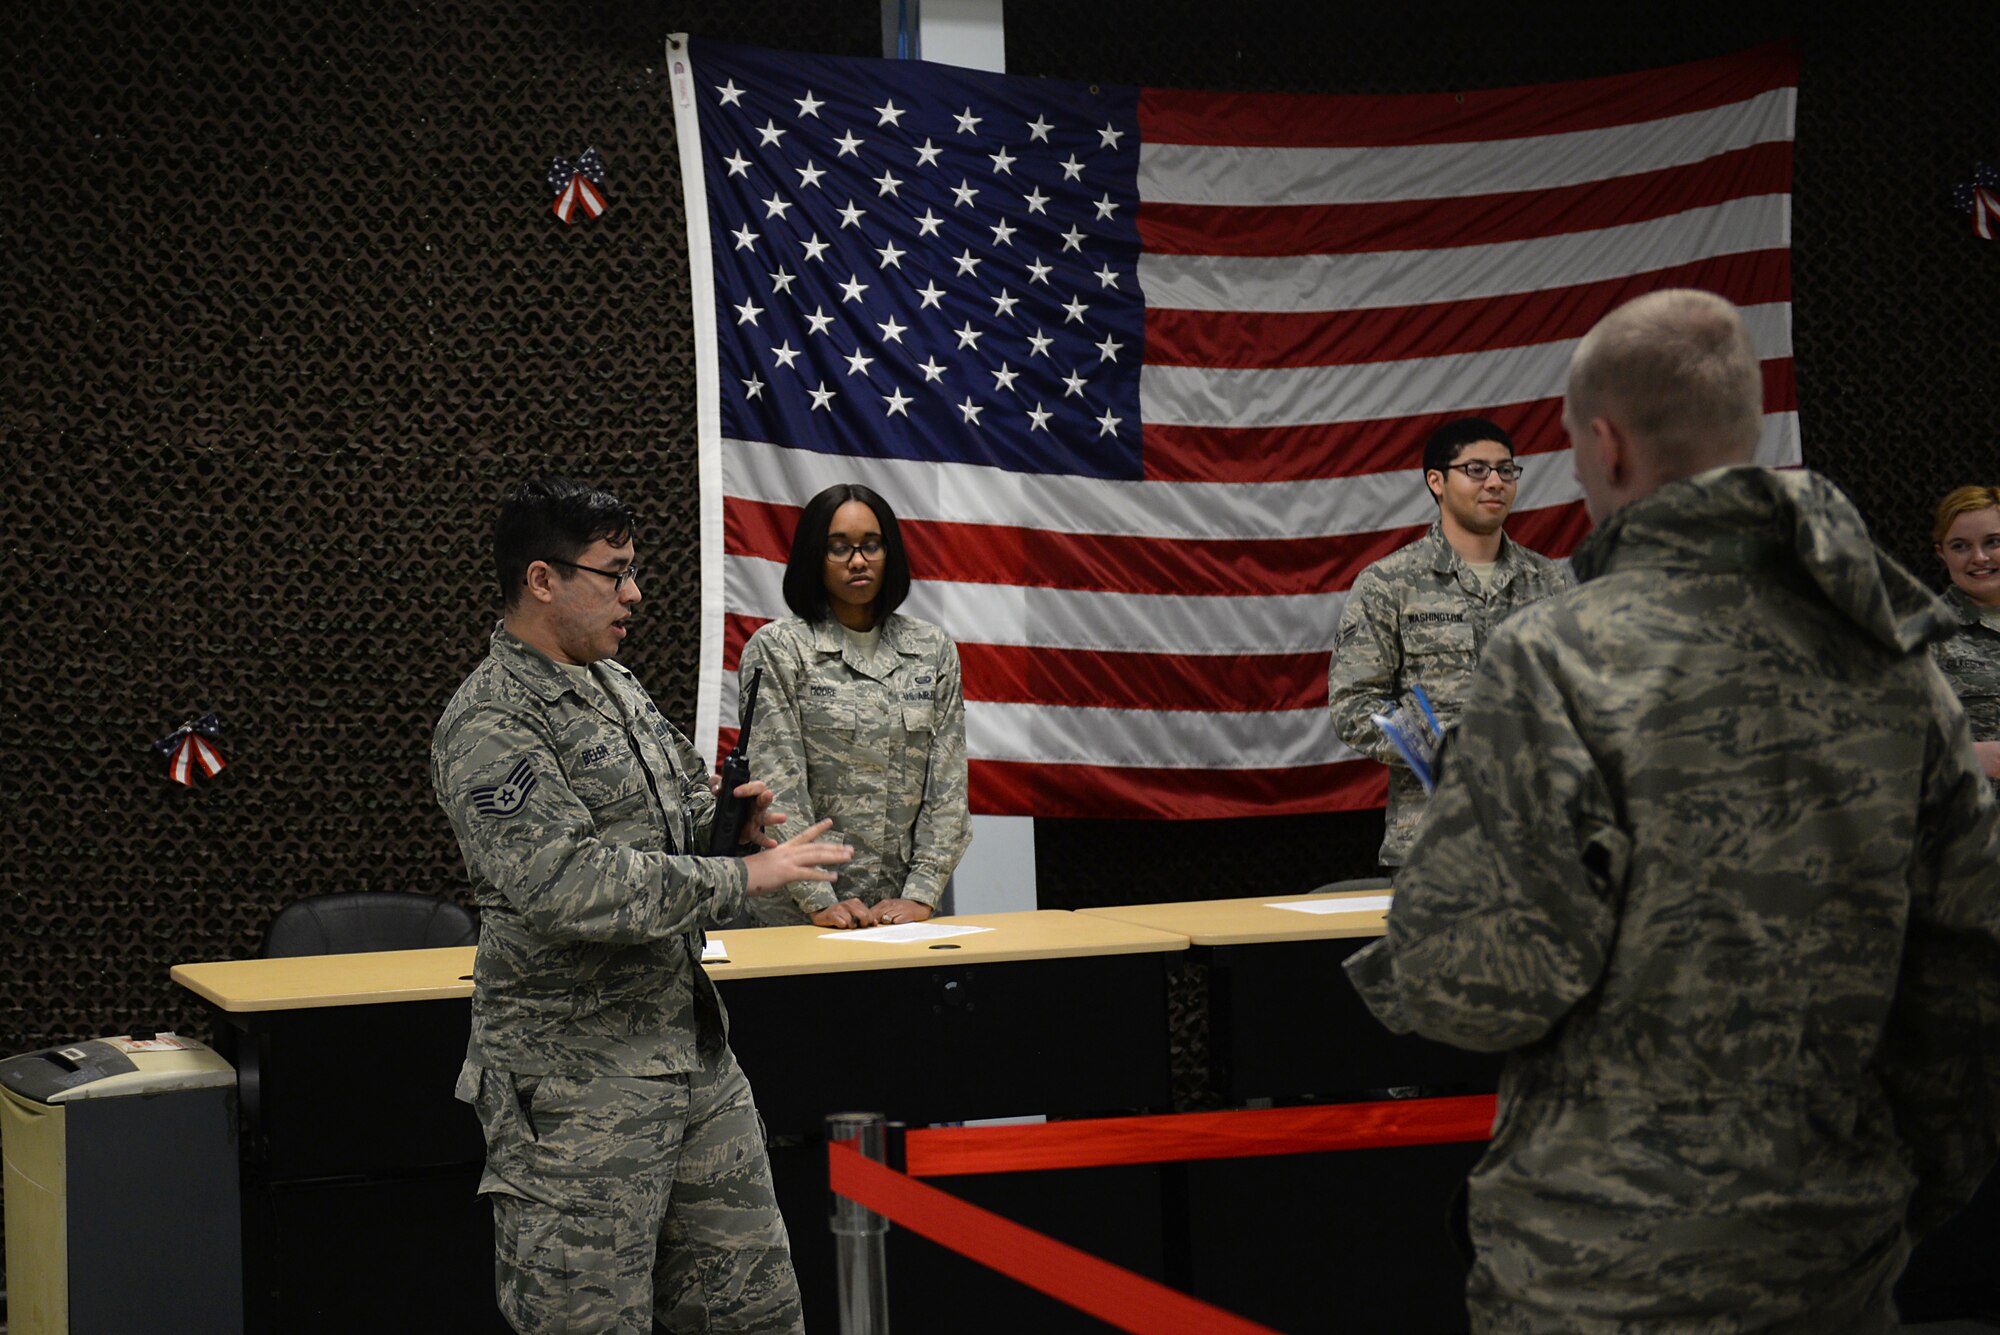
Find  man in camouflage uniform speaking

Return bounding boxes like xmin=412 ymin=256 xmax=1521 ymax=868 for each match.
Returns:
xmin=432 ymin=476 xmax=852 ymax=1334
xmin=1327 ymin=417 xmax=1571 ymax=867
xmin=1347 ymin=290 xmax=2000 ymax=1332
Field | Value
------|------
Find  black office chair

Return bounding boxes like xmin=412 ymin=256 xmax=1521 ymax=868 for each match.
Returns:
xmin=239 ymin=892 xmax=479 ymax=1149
xmin=1306 ymin=876 xmax=1393 ymax=895
xmin=259 ymin=892 xmax=478 ymax=958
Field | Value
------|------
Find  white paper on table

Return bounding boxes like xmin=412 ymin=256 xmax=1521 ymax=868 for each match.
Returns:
xmin=1267 ymin=895 xmax=1393 ymax=916
xmin=820 ymin=922 xmax=995 ymax=943
xmin=702 ymin=938 xmax=730 ymax=960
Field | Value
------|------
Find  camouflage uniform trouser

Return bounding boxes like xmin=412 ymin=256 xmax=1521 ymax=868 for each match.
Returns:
xmin=459 ymin=1046 xmax=804 ymax=1334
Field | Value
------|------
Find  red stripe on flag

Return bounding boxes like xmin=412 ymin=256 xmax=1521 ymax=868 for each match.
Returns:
xmin=964 ymin=644 xmax=1335 ymax=713
xmin=1137 ymin=42 xmax=1796 ymax=148
xmin=1145 ymin=400 xmax=1563 ymax=483
xmin=726 ymin=496 xmax=1591 ymax=599
xmin=1142 ymin=365 xmax=1796 ymax=484
xmin=731 ymin=617 xmax=1337 ymax=713
xmin=971 ymin=756 xmax=1387 ymax=819
xmin=1139 ymin=143 xmax=1793 ymax=259
xmin=1145 ymin=252 xmax=1792 ymax=370
xmin=723 ymin=612 xmax=774 ymax=670
xmin=1495 ymin=500 xmax=1592 ymax=563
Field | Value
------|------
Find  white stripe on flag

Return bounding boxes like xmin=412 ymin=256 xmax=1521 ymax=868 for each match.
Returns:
xmin=724 ymin=553 xmax=1353 ymax=655
xmin=1138 ymin=89 xmax=1796 ymax=205
xmin=1141 ymin=302 xmax=1793 ymax=427
xmin=1138 ymin=195 xmax=1790 ymax=313
xmin=718 ymin=668 xmax=1364 ymax=769
xmin=721 ymin=411 xmax=1797 ymax=545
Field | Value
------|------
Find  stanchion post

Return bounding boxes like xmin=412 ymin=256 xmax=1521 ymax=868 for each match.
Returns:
xmin=827 ymin=1111 xmax=892 ymax=1335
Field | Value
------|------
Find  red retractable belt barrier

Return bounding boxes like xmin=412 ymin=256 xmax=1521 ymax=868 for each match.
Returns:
xmin=827 ymin=1094 xmax=1498 ymax=1333
xmin=904 ymin=1093 xmax=1497 ymax=1177
xmin=828 ymin=1141 xmax=1283 ymax=1335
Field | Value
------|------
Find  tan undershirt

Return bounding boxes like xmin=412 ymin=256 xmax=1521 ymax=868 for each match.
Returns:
xmin=557 ymin=659 xmax=612 ymax=710
xmin=842 ymin=621 xmax=886 ymax=671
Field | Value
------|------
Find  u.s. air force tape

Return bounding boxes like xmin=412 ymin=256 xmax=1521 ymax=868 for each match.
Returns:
xmin=472 ymin=757 xmax=538 ymax=817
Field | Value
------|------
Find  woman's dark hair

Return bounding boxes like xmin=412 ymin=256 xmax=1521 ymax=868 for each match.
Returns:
xmin=782 ymin=482 xmax=911 ymax=623
xmin=494 ymin=475 xmax=637 ymax=609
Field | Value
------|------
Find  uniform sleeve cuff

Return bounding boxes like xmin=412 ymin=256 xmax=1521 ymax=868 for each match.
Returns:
xmin=1343 ymin=939 xmax=1410 ymax=1033
xmin=901 ymin=877 xmax=943 ymax=909
xmin=796 ymin=886 xmax=839 ymax=913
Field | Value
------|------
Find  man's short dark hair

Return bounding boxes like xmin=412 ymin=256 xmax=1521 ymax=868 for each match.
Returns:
xmin=494 ymin=476 xmax=637 ymax=609
xmin=1422 ymin=417 xmax=1515 ymax=480
xmin=782 ymin=482 xmax=912 ymax=624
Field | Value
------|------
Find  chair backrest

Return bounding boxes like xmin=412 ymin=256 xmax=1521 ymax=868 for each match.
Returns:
xmin=260 ymin=892 xmax=479 ymax=958
xmin=1306 ymin=877 xmax=1394 ymax=896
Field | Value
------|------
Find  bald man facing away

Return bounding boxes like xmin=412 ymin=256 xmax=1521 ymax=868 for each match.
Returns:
xmin=1348 ymin=290 xmax=2000 ymax=1333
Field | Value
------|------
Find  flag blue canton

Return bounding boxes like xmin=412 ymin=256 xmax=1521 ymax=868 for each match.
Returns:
xmin=695 ymin=40 xmax=1145 ymax=481
xmin=1952 ymin=161 xmax=2000 ymax=212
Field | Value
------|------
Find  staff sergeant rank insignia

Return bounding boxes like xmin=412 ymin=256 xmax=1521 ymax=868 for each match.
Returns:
xmin=472 ymin=757 xmax=538 ymax=817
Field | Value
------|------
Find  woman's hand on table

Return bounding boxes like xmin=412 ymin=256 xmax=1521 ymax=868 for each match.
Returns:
xmin=871 ymin=899 xmax=932 ymax=926
xmin=810 ymin=898 xmax=874 ymax=929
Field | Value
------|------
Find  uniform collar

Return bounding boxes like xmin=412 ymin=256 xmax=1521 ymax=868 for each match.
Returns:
xmin=1942 ymin=584 xmax=2000 ymax=630
xmin=1422 ymin=520 xmax=1519 ymax=578
xmin=488 ymin=622 xmax=633 ymax=707
xmin=810 ymin=612 xmax=912 ymax=678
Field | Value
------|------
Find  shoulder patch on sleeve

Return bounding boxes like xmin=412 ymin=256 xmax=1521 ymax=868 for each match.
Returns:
xmin=471 ymin=757 xmax=538 ymax=817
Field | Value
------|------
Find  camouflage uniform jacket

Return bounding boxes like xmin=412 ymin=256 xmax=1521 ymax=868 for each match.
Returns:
xmin=1328 ymin=521 xmax=1571 ymax=864
xmin=432 ymin=625 xmax=747 ymax=1077
xmin=738 ymin=613 xmax=969 ymax=917
xmin=1347 ymin=468 xmax=2000 ymax=1333
xmin=1935 ymin=585 xmax=2000 ymax=741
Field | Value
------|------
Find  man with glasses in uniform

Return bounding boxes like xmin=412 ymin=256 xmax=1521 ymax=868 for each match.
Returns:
xmin=1328 ymin=419 xmax=1572 ymax=869
xmin=432 ymin=475 xmax=852 ymax=1334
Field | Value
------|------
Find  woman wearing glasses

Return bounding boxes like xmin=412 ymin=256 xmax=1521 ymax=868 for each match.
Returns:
xmin=735 ymin=482 xmax=972 ymax=927
xmin=1932 ymin=485 xmax=2000 ymax=780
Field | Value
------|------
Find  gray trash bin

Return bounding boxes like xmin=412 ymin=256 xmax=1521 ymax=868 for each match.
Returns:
xmin=0 ymin=1032 xmax=243 ymax=1334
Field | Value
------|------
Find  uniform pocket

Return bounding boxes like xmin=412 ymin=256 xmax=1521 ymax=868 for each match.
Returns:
xmin=803 ymin=689 xmax=857 ymax=733
xmin=567 ymin=747 xmax=648 ymax=819
xmin=1402 ymin=616 xmax=1475 ymax=661
xmin=901 ymin=701 xmax=936 ymax=733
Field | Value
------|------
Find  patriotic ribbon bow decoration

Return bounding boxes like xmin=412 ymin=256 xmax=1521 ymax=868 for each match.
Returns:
xmin=153 ymin=712 xmax=227 ymax=787
xmin=548 ymin=147 xmax=608 ymax=224
xmin=1953 ymin=162 xmax=2000 ymax=239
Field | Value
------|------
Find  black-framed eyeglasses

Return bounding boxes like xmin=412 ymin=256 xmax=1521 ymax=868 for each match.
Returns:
xmin=1445 ymin=460 xmax=1525 ymax=482
xmin=826 ymin=538 xmax=885 ymax=562
xmin=547 ymin=557 xmax=642 ymax=591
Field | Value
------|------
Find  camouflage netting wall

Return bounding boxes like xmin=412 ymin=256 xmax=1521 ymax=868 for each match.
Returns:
xmin=3 ymin=0 xmax=1996 ymax=1110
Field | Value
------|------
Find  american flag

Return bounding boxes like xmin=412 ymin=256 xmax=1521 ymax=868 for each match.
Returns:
xmin=1952 ymin=162 xmax=2000 ymax=239
xmin=668 ymin=36 xmax=1800 ymax=820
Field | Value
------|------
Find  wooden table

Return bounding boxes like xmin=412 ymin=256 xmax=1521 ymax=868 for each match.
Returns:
xmin=1079 ymin=890 xmax=1490 ymax=1333
xmin=172 ymin=945 xmax=479 ymax=1012
xmin=698 ymin=910 xmax=1188 ymax=1335
xmin=1080 ymin=889 xmax=1494 ymax=1099
xmin=1078 ymin=888 xmax=1390 ymax=939
xmin=171 ymin=912 xmax=1186 ymax=1335
xmin=707 ymin=910 xmax=1186 ymax=1133
xmin=173 ymin=946 xmax=497 ymax=1333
